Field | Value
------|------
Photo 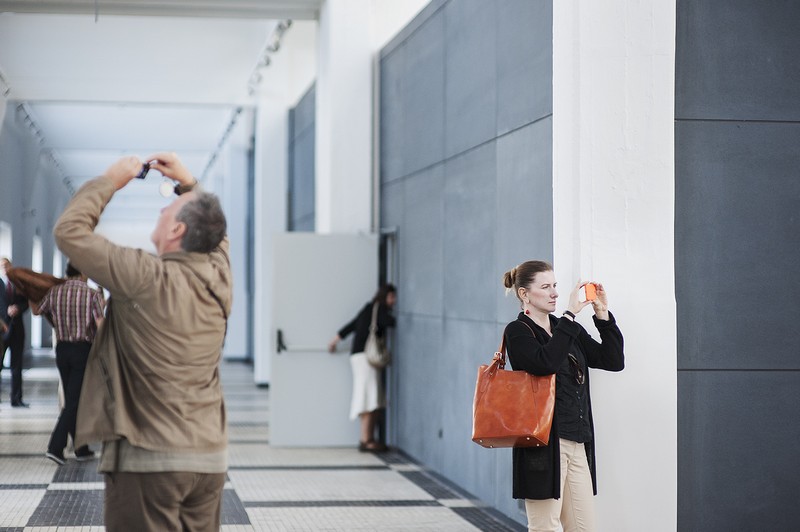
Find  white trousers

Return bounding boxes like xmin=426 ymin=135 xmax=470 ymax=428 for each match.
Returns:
xmin=525 ymin=438 xmax=596 ymax=532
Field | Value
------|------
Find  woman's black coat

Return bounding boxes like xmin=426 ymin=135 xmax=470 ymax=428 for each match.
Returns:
xmin=504 ymin=311 xmax=624 ymax=500
xmin=337 ymin=302 xmax=396 ymax=355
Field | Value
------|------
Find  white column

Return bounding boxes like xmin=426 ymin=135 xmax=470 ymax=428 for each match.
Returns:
xmin=315 ymin=0 xmax=373 ymax=234
xmin=553 ymin=2 xmax=677 ymax=531
xmin=253 ymin=92 xmax=289 ymax=385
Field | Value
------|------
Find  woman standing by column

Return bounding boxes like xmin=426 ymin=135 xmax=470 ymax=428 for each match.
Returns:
xmin=502 ymin=260 xmax=624 ymax=532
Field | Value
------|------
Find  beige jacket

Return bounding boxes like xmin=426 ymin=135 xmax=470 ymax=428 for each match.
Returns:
xmin=54 ymin=176 xmax=232 ymax=452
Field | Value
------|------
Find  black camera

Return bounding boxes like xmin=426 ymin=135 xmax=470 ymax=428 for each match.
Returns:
xmin=134 ymin=162 xmax=151 ymax=180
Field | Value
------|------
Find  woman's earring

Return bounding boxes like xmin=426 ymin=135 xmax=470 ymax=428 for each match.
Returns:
xmin=524 ymin=309 xmax=530 ymax=315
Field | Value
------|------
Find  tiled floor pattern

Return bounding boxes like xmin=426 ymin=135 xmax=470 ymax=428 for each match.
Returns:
xmin=1 ymin=355 xmax=524 ymax=531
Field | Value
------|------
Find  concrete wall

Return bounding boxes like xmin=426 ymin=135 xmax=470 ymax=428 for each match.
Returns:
xmin=675 ymin=2 xmax=800 ymax=530
xmin=287 ymin=84 xmax=316 ymax=232
xmin=381 ymin=0 xmax=677 ymax=528
xmin=379 ymin=0 xmax=554 ymax=522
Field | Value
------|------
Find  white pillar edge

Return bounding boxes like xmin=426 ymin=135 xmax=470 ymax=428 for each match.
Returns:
xmin=253 ymin=97 xmax=289 ymax=385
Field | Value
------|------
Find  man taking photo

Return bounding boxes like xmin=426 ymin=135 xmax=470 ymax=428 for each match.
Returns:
xmin=53 ymin=152 xmax=231 ymax=531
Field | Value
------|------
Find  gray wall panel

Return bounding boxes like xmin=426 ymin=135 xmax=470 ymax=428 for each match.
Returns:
xmin=495 ymin=119 xmax=553 ymax=322
xmin=392 ymin=313 xmax=444 ymax=467
xmin=288 ymin=83 xmax=315 ymax=231
xmin=292 ymin=84 xmax=316 ymax=138
xmin=678 ymin=371 xmax=800 ymax=531
xmin=444 ymin=0 xmax=497 ymax=158
xmin=379 ymin=1 xmax=552 ymax=525
xmin=380 ymin=179 xmax=404 ymax=233
xmin=400 ymin=165 xmax=444 ymax=317
xmin=675 ymin=2 xmax=800 ymax=529
xmin=443 ymin=143 xmax=497 ymax=323
xmin=379 ymin=45 xmax=406 ymax=183
xmin=675 ymin=120 xmax=800 ymax=370
xmin=402 ymin=12 xmax=446 ymax=177
xmin=676 ymin=1 xmax=800 ymax=120
xmin=291 ymin=127 xmax=316 ymax=224
xmin=496 ymin=0 xmax=552 ymax=135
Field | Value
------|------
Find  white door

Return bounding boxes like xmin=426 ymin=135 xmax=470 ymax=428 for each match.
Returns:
xmin=269 ymin=232 xmax=377 ymax=446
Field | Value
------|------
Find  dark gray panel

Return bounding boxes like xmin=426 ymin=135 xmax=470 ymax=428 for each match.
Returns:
xmin=401 ymin=165 xmax=445 ymax=317
xmin=292 ymin=215 xmax=315 ymax=233
xmin=292 ymin=83 xmax=316 ymax=139
xmin=678 ymin=371 xmax=800 ymax=531
xmin=676 ymin=1 xmax=800 ymax=120
xmin=496 ymin=0 xmax=552 ymax=135
xmin=444 ymin=0 xmax=497 ymax=158
xmin=393 ymin=313 xmax=444 ymax=467
xmin=495 ymin=119 xmax=553 ymax=323
xmin=438 ymin=319 xmax=511 ymax=499
xmin=443 ymin=142 xmax=497 ymax=322
xmin=675 ymin=121 xmax=800 ymax=370
xmin=402 ymin=11 xmax=446 ymax=176
xmin=380 ymin=179 xmax=404 ymax=232
xmin=290 ymin=126 xmax=315 ymax=225
xmin=380 ymin=45 xmax=406 ymax=183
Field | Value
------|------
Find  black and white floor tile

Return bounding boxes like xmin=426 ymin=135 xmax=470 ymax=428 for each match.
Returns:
xmin=0 ymin=355 xmax=523 ymax=531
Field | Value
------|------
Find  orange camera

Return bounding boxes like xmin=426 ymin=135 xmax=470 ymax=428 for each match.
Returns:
xmin=583 ymin=283 xmax=597 ymax=301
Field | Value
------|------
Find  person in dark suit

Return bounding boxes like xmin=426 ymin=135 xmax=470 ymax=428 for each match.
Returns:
xmin=1 ymin=257 xmax=30 ymax=407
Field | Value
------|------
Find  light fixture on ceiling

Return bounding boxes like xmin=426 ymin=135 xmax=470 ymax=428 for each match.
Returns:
xmin=247 ymin=19 xmax=293 ymax=95
xmin=201 ymin=107 xmax=244 ymax=181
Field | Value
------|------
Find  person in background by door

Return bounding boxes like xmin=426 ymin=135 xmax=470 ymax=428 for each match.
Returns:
xmin=31 ymin=262 xmax=105 ymax=465
xmin=328 ymin=284 xmax=396 ymax=452
xmin=1 ymin=258 xmax=31 ymax=407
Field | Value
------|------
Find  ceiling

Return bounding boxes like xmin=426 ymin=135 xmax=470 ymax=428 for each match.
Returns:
xmin=0 ymin=0 xmax=322 ymax=245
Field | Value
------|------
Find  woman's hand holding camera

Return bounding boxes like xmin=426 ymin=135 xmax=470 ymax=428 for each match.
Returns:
xmin=590 ymin=283 xmax=609 ymax=321
xmin=566 ymin=281 xmax=593 ymax=318
xmin=565 ymin=281 xmax=610 ymax=321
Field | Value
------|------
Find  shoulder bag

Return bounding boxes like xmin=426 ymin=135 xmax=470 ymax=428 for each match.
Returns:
xmin=364 ymin=302 xmax=391 ymax=369
xmin=471 ymin=321 xmax=555 ymax=448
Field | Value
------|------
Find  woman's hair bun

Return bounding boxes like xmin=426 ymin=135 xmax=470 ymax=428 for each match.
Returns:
xmin=502 ymin=267 xmax=517 ymax=289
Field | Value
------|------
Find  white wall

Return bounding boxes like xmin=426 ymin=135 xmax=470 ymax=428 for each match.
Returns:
xmin=553 ymin=1 xmax=677 ymax=531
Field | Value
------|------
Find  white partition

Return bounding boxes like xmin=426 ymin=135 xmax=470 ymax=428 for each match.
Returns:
xmin=269 ymin=232 xmax=377 ymax=447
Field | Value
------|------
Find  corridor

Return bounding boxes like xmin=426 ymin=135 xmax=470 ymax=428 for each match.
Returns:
xmin=0 ymin=356 xmax=523 ymax=531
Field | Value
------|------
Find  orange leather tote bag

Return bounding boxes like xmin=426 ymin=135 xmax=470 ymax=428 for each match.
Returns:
xmin=471 ymin=328 xmax=555 ymax=449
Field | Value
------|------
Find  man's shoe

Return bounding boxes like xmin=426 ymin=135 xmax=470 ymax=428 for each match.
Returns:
xmin=74 ymin=448 xmax=96 ymax=462
xmin=45 ymin=452 xmax=66 ymax=466
xmin=11 ymin=401 xmax=30 ymax=408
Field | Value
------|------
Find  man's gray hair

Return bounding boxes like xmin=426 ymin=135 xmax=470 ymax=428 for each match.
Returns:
xmin=176 ymin=191 xmax=227 ymax=253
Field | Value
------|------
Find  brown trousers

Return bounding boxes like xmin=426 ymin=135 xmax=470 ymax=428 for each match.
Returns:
xmin=104 ymin=471 xmax=226 ymax=532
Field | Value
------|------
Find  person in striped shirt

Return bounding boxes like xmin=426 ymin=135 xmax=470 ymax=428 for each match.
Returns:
xmin=33 ymin=262 xmax=105 ymax=465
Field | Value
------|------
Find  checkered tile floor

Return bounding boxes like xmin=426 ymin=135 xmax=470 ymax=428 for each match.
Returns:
xmin=0 ymin=354 xmax=523 ymax=531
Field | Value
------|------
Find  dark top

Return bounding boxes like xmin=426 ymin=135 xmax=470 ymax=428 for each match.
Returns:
xmin=0 ymin=277 xmax=29 ymax=342
xmin=556 ymin=345 xmax=592 ymax=443
xmin=504 ymin=311 xmax=624 ymax=500
xmin=337 ymin=302 xmax=396 ymax=355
